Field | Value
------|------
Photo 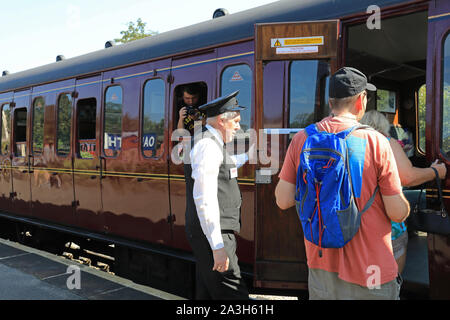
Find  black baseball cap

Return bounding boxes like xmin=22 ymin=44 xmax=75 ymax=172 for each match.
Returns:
xmin=198 ymin=90 xmax=246 ymax=117
xmin=329 ymin=67 xmax=376 ymax=98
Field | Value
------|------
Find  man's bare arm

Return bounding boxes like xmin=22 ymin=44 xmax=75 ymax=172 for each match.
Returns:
xmin=275 ymin=179 xmax=296 ymax=210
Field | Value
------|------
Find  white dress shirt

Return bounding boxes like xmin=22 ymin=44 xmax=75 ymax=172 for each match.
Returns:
xmin=189 ymin=125 xmax=247 ymax=250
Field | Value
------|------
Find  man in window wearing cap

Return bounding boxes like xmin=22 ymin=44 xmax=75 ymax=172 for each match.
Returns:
xmin=275 ymin=67 xmax=410 ymax=299
xmin=184 ymin=90 xmax=249 ymax=300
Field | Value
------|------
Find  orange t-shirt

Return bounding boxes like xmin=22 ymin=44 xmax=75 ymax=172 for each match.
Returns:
xmin=279 ymin=116 xmax=403 ymax=287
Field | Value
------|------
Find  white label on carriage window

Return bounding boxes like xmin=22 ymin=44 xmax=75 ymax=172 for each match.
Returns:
xmin=230 ymin=167 xmax=238 ymax=179
xmin=276 ymin=46 xmax=319 ymax=54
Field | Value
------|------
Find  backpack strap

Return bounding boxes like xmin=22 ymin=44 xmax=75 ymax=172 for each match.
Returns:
xmin=338 ymin=124 xmax=374 ymax=141
xmin=304 ymin=123 xmax=320 ymax=138
xmin=359 ymin=185 xmax=380 ymax=214
xmin=341 ymin=124 xmax=379 ymax=214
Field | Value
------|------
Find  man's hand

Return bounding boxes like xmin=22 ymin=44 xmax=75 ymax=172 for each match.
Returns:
xmin=212 ymin=247 xmax=229 ymax=273
xmin=177 ymin=107 xmax=188 ymax=130
xmin=179 ymin=107 xmax=187 ymax=121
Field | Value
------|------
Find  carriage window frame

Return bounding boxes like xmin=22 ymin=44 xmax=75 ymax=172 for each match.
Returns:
xmin=13 ymin=107 xmax=27 ymax=158
xmin=416 ymin=83 xmax=426 ymax=155
xmin=141 ymin=78 xmax=166 ymax=159
xmin=32 ymin=96 xmax=45 ymax=155
xmin=103 ymin=85 xmax=123 ymax=158
xmin=441 ymin=31 xmax=450 ymax=158
xmin=219 ymin=63 xmax=253 ymax=132
xmin=56 ymin=92 xmax=73 ymax=157
xmin=76 ymin=97 xmax=97 ymax=159
xmin=0 ymin=103 xmax=11 ymax=156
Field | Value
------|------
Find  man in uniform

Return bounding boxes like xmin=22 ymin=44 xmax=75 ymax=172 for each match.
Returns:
xmin=184 ymin=90 xmax=249 ymax=300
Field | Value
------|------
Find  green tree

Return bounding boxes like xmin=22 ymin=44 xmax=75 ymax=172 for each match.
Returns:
xmin=114 ymin=18 xmax=157 ymax=44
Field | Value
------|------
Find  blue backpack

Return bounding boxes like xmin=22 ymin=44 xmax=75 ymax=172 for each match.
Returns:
xmin=295 ymin=124 xmax=379 ymax=257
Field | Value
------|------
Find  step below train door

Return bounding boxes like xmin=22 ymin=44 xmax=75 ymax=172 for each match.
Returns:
xmin=254 ymin=20 xmax=339 ymax=291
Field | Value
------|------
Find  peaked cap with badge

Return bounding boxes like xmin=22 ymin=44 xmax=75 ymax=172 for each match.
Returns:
xmin=198 ymin=90 xmax=246 ymax=117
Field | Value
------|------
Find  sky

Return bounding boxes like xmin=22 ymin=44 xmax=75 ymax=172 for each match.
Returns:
xmin=0 ymin=0 xmax=278 ymax=74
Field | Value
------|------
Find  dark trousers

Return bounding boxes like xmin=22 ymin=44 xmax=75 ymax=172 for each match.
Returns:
xmin=187 ymin=231 xmax=249 ymax=300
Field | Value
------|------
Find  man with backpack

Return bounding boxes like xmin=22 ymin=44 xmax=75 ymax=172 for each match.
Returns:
xmin=275 ymin=67 xmax=410 ymax=300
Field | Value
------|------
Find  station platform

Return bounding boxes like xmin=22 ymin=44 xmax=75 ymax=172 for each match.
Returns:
xmin=0 ymin=238 xmax=184 ymax=300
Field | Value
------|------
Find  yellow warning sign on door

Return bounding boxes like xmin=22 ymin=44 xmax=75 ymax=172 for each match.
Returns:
xmin=271 ymin=36 xmax=324 ymax=47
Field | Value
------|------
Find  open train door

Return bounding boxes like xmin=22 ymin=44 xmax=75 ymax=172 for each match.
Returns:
xmin=254 ymin=20 xmax=339 ymax=291
xmin=424 ymin=0 xmax=450 ymax=299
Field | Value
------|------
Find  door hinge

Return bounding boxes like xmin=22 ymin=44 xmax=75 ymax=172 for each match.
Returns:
xmin=72 ymin=200 xmax=80 ymax=207
xmin=167 ymin=214 xmax=176 ymax=223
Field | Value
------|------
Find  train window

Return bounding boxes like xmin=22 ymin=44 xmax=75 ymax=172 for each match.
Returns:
xmin=14 ymin=108 xmax=27 ymax=157
xmin=103 ymin=86 xmax=123 ymax=157
xmin=1 ymin=104 xmax=11 ymax=155
xmin=174 ymin=82 xmax=207 ymax=134
xmin=417 ymin=84 xmax=426 ymax=153
xmin=289 ymin=60 xmax=330 ymax=128
xmin=142 ymin=79 xmax=165 ymax=158
xmin=442 ymin=33 xmax=450 ymax=156
xmin=57 ymin=93 xmax=72 ymax=156
xmin=32 ymin=97 xmax=45 ymax=154
xmin=221 ymin=64 xmax=252 ymax=131
xmin=77 ymin=98 xmax=96 ymax=159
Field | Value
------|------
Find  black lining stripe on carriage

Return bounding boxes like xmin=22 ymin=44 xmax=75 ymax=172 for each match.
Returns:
xmin=7 ymin=166 xmax=256 ymax=183
xmin=37 ymin=168 xmax=257 ymax=183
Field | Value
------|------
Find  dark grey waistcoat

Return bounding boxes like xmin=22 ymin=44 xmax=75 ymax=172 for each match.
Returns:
xmin=184 ymin=128 xmax=242 ymax=237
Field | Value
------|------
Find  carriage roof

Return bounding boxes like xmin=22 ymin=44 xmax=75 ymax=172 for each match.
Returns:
xmin=0 ymin=0 xmax=412 ymax=93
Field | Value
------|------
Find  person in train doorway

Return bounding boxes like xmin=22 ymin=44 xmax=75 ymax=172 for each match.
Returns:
xmin=360 ymin=110 xmax=447 ymax=274
xmin=184 ymin=90 xmax=249 ymax=300
xmin=275 ymin=67 xmax=410 ymax=300
xmin=177 ymin=84 xmax=206 ymax=134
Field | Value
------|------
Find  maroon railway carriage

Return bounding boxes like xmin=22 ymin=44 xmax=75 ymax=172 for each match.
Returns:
xmin=0 ymin=0 xmax=449 ymax=299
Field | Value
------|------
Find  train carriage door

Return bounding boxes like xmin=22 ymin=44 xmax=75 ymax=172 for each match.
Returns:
xmin=425 ymin=0 xmax=450 ymax=299
xmin=10 ymin=89 xmax=32 ymax=217
xmin=168 ymin=51 xmax=216 ymax=250
xmin=100 ymin=60 xmax=171 ymax=246
xmin=72 ymin=75 xmax=104 ymax=232
xmin=30 ymin=80 xmax=76 ymax=226
xmin=254 ymin=20 xmax=338 ymax=290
